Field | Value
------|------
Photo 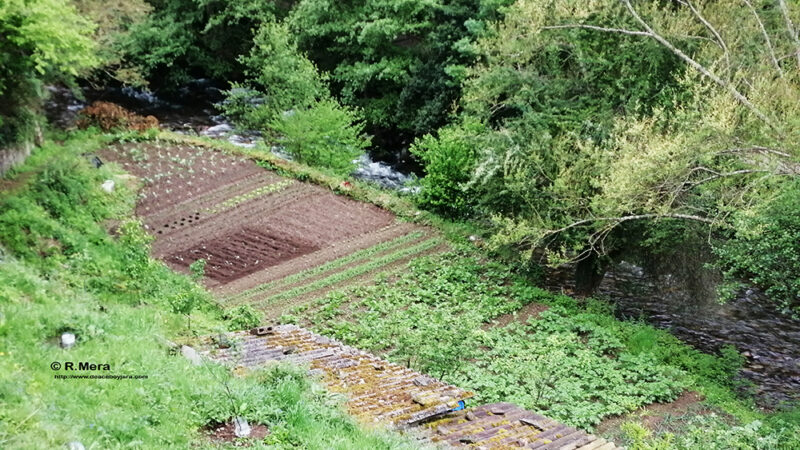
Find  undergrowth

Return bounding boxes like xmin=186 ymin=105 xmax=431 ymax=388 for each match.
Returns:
xmin=293 ymin=249 xmax=800 ymax=446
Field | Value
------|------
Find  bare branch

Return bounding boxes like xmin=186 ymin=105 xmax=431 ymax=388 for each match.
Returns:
xmin=684 ymin=169 xmax=771 ymax=187
xmin=620 ymin=0 xmax=774 ymax=127
xmin=681 ymin=0 xmax=731 ymax=71
xmin=540 ymin=24 xmax=652 ymax=37
xmin=544 ymin=213 xmax=717 ymax=237
xmin=743 ymin=0 xmax=784 ymax=77
xmin=718 ymin=145 xmax=793 ymax=158
xmin=778 ymin=0 xmax=800 ymax=69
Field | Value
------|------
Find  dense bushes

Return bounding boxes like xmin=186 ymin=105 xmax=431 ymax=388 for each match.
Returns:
xmin=270 ymin=100 xmax=370 ymax=174
xmin=212 ymin=17 xmax=369 ymax=174
xmin=410 ymin=124 xmax=479 ymax=217
xmin=407 ymin=0 xmax=800 ymax=314
xmin=119 ymin=0 xmax=279 ymax=88
xmin=715 ymin=180 xmax=800 ymax=312
xmin=0 ymin=0 xmax=97 ymax=147
xmin=287 ymin=0 xmax=514 ymax=148
xmin=299 ymin=249 xmax=755 ymax=430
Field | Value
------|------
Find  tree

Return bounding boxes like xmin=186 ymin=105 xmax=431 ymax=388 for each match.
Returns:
xmin=119 ymin=0 xmax=280 ymax=88
xmin=287 ymin=0 xmax=513 ymax=151
xmin=430 ymin=0 xmax=800 ymax=303
xmin=0 ymin=0 xmax=98 ymax=147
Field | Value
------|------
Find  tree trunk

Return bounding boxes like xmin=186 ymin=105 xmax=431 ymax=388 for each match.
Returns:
xmin=574 ymin=251 xmax=608 ymax=296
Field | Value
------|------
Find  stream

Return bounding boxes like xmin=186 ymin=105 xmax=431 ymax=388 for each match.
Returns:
xmin=46 ymin=83 xmax=799 ymax=408
xmin=548 ymin=261 xmax=800 ymax=407
xmin=44 ymin=83 xmax=416 ymax=191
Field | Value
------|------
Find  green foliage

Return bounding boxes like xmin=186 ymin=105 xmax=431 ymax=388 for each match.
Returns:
xmin=298 ymin=247 xmax=797 ymax=440
xmin=120 ymin=0 xmax=278 ymax=88
xmin=714 ymin=180 xmax=800 ymax=312
xmin=255 ymin=237 xmax=441 ymax=308
xmin=300 ymin=250 xmax=756 ymax=429
xmin=288 ymin=0 xmax=514 ymax=147
xmin=622 ymin=414 xmax=800 ymax=450
xmin=238 ymin=20 xmax=328 ymax=117
xmin=218 ymin=18 xmax=331 ymax=131
xmin=223 ymin=304 xmax=263 ymax=330
xmin=410 ymin=124 xmax=480 ymax=217
xmin=459 ymin=0 xmax=687 ymax=227
xmin=189 ymin=258 xmax=207 ymax=281
xmin=270 ymin=100 xmax=370 ymax=174
xmin=0 ymin=0 xmax=97 ymax=146
xmin=72 ymin=0 xmax=152 ymax=85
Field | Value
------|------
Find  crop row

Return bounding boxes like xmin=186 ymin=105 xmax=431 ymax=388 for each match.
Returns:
xmin=249 ymin=237 xmax=443 ymax=309
xmin=224 ymin=230 xmax=426 ymax=305
xmin=203 ymin=179 xmax=295 ymax=215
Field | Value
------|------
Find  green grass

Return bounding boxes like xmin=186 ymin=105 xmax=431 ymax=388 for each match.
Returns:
xmin=17 ymin=129 xmax=795 ymax=449
xmin=0 ymin=130 xmax=419 ymax=449
xmin=225 ymin=230 xmax=426 ymax=305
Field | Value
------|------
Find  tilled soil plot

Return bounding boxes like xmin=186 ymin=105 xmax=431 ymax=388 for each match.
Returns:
xmin=99 ymin=142 xmax=417 ymax=305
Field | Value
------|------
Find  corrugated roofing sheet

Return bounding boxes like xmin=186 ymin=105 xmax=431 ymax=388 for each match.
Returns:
xmin=422 ymin=402 xmax=621 ymax=449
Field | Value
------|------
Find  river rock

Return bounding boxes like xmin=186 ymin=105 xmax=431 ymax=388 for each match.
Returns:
xmin=180 ymin=345 xmax=202 ymax=366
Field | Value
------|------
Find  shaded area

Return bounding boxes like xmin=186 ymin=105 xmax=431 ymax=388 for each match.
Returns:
xmin=548 ymin=262 xmax=800 ymax=406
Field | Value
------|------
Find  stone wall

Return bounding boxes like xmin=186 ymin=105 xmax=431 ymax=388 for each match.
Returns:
xmin=0 ymin=141 xmax=32 ymax=177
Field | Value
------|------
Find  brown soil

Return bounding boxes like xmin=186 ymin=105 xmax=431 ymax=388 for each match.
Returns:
xmin=487 ymin=302 xmax=550 ymax=329
xmin=97 ymin=142 xmax=268 ymax=216
xmin=215 ymin=222 xmax=420 ymax=297
xmin=202 ymin=421 xmax=269 ymax=445
xmin=101 ymin=141 xmax=430 ymax=319
xmin=597 ymin=391 xmax=712 ymax=441
xmin=169 ymin=226 xmax=320 ymax=283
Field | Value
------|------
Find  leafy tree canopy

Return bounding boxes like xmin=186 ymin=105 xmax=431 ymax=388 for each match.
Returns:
xmin=0 ymin=0 xmax=98 ymax=145
xmin=287 ymin=0 xmax=513 ymax=148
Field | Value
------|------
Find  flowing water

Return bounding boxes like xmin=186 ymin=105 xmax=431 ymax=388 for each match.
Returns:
xmin=548 ymin=261 xmax=800 ymax=407
xmin=44 ymin=83 xmax=415 ymax=190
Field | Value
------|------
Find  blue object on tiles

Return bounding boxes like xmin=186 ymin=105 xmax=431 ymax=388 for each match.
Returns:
xmin=451 ymin=400 xmax=466 ymax=411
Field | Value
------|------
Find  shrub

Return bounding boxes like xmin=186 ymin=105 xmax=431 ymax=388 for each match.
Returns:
xmin=410 ymin=124 xmax=479 ymax=217
xmin=270 ymin=100 xmax=369 ymax=174
xmin=77 ymin=101 xmax=159 ymax=132
xmin=223 ymin=304 xmax=263 ymax=330
xmin=714 ymin=180 xmax=800 ymax=313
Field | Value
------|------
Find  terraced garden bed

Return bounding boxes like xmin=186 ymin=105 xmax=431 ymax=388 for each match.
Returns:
xmin=100 ymin=141 xmax=436 ymax=314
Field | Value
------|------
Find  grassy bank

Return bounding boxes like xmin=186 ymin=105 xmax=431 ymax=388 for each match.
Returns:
xmin=0 ymin=130 xmax=416 ymax=449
